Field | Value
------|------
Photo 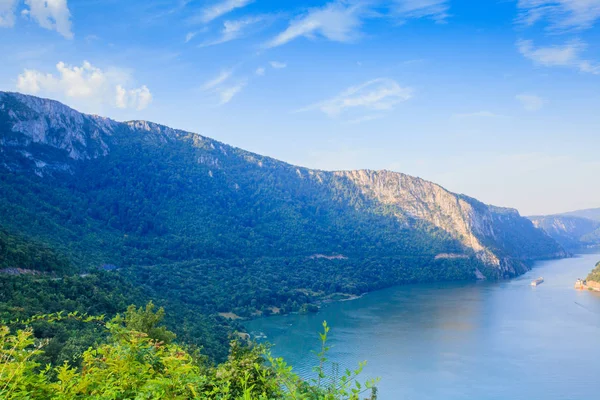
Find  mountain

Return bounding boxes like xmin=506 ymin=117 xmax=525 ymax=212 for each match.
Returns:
xmin=0 ymin=92 xmax=566 ymax=357
xmin=562 ymin=208 xmax=600 ymax=222
xmin=529 ymin=210 xmax=600 ymax=251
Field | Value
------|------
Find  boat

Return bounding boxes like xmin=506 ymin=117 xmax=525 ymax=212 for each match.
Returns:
xmin=531 ymin=277 xmax=544 ymax=286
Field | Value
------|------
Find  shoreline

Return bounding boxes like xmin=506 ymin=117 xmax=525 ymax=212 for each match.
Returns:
xmin=234 ymin=254 xmax=588 ymax=324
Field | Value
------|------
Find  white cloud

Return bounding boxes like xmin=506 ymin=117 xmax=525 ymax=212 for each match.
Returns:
xmin=116 ymin=85 xmax=153 ymax=111
xmin=217 ymin=82 xmax=246 ymax=105
xmin=185 ymin=31 xmax=197 ymax=43
xmin=516 ymin=93 xmax=545 ymax=111
xmin=16 ymin=61 xmax=152 ymax=111
xmin=265 ymin=0 xmax=450 ymax=48
xmin=517 ymin=39 xmax=600 ymax=74
xmin=192 ymin=0 xmax=253 ymax=24
xmin=255 ymin=67 xmax=265 ymax=76
xmin=200 ymin=16 xmax=263 ymax=47
xmin=265 ymin=1 xmax=365 ymax=48
xmin=201 ymin=69 xmax=245 ymax=105
xmin=23 ymin=0 xmax=73 ymax=39
xmin=0 ymin=0 xmax=17 ymax=27
xmin=269 ymin=61 xmax=287 ymax=69
xmin=517 ymin=0 xmax=600 ymax=31
xmin=392 ymin=0 xmax=450 ymax=22
xmin=202 ymin=69 xmax=233 ymax=90
xmin=452 ymin=111 xmax=503 ymax=119
xmin=298 ymin=78 xmax=413 ymax=117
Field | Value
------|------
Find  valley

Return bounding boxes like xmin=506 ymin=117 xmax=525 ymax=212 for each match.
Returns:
xmin=0 ymin=91 xmax=568 ymax=361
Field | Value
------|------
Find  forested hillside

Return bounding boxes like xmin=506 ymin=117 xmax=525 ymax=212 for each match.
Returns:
xmin=0 ymin=92 xmax=566 ymax=360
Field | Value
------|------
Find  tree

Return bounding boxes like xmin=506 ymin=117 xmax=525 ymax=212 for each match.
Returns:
xmin=117 ymin=301 xmax=176 ymax=344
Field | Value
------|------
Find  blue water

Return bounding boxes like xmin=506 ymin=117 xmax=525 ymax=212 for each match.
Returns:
xmin=245 ymin=254 xmax=600 ymax=400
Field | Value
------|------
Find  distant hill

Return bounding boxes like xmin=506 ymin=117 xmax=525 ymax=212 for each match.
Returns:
xmin=563 ymin=208 xmax=600 ymax=222
xmin=530 ymin=209 xmax=600 ymax=251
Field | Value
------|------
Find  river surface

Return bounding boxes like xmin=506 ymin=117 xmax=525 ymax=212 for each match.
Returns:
xmin=245 ymin=254 xmax=600 ymax=399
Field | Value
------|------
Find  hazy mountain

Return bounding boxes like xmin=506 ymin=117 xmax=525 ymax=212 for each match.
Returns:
xmin=562 ymin=208 xmax=600 ymax=222
xmin=530 ymin=210 xmax=600 ymax=251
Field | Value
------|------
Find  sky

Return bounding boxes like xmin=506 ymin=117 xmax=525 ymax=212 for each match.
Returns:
xmin=1 ymin=0 xmax=599 ymax=216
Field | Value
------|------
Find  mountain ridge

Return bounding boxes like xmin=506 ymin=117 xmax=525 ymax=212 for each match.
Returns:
xmin=529 ymin=208 xmax=600 ymax=251
xmin=0 ymin=91 xmax=566 ymax=278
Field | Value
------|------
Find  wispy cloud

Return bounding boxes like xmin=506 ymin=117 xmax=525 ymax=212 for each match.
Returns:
xmin=392 ymin=0 xmax=450 ymax=22
xmin=517 ymin=39 xmax=600 ymax=74
xmin=202 ymin=69 xmax=234 ymax=90
xmin=298 ymin=78 xmax=413 ymax=117
xmin=517 ymin=0 xmax=600 ymax=31
xmin=201 ymin=69 xmax=246 ymax=105
xmin=22 ymin=0 xmax=73 ymax=39
xmin=217 ymin=82 xmax=246 ymax=105
xmin=191 ymin=0 xmax=254 ymax=24
xmin=255 ymin=67 xmax=265 ymax=76
xmin=265 ymin=0 xmax=452 ymax=49
xmin=0 ymin=0 xmax=17 ymax=27
xmin=185 ymin=31 xmax=198 ymax=43
xmin=16 ymin=61 xmax=152 ymax=111
xmin=269 ymin=61 xmax=287 ymax=69
xmin=200 ymin=16 xmax=264 ymax=47
xmin=516 ymin=93 xmax=545 ymax=111
xmin=265 ymin=1 xmax=366 ymax=48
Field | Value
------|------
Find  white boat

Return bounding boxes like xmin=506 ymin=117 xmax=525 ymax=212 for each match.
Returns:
xmin=531 ymin=277 xmax=544 ymax=286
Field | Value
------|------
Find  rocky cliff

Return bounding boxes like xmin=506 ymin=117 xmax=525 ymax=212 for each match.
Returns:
xmin=332 ymin=170 xmax=566 ymax=276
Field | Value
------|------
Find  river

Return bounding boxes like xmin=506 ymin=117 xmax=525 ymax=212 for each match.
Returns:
xmin=245 ymin=254 xmax=600 ymax=399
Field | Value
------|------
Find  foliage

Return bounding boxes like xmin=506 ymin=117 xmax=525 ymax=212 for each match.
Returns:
xmin=0 ymin=229 xmax=72 ymax=275
xmin=0 ymin=308 xmax=378 ymax=399
xmin=115 ymin=302 xmax=177 ymax=344
xmin=587 ymin=261 xmax=600 ymax=282
xmin=0 ymin=272 xmax=234 ymax=365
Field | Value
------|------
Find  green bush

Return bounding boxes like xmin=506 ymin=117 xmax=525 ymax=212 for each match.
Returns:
xmin=0 ymin=306 xmax=379 ymax=399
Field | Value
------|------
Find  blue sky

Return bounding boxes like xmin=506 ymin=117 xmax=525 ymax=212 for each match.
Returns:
xmin=1 ymin=0 xmax=600 ymax=215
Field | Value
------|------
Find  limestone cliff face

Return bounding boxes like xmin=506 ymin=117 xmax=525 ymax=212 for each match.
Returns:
xmin=0 ymin=92 xmax=566 ymax=278
xmin=331 ymin=170 xmax=565 ymax=275
xmin=0 ymin=92 xmax=116 ymax=175
xmin=332 ymin=170 xmax=492 ymax=255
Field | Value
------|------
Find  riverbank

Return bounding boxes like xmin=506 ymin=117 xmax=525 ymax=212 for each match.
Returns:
xmin=225 ymin=255 xmax=574 ymax=323
xmin=576 ymin=280 xmax=600 ymax=292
